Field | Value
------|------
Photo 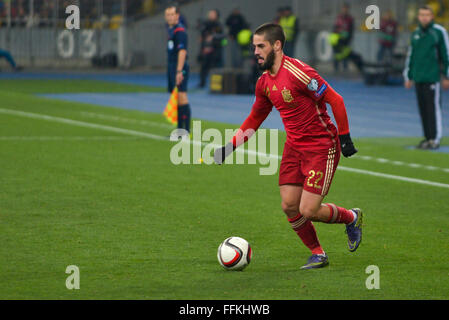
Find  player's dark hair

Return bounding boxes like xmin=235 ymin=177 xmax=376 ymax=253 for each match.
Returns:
xmin=254 ymin=23 xmax=285 ymax=49
xmin=166 ymin=2 xmax=180 ymax=14
xmin=418 ymin=5 xmax=434 ymax=14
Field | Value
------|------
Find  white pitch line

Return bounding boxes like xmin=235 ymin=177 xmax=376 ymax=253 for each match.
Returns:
xmin=0 ymin=136 xmax=143 ymax=141
xmin=2 ymin=107 xmax=449 ymax=190
xmin=80 ymin=111 xmax=174 ymax=129
xmin=0 ymin=108 xmax=167 ymax=141
xmin=336 ymin=166 xmax=449 ymax=189
xmin=354 ymin=155 xmax=449 ymax=173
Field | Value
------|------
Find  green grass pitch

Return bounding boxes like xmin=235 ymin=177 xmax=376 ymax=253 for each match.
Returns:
xmin=0 ymin=79 xmax=448 ymax=299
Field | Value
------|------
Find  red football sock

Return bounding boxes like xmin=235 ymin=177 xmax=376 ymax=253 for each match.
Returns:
xmin=288 ymin=213 xmax=324 ymax=255
xmin=324 ymin=203 xmax=355 ymax=224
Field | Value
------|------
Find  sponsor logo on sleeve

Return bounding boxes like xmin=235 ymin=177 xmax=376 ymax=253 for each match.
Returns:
xmin=314 ymin=83 xmax=328 ymax=98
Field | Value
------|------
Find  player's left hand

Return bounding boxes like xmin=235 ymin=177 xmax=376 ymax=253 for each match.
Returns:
xmin=176 ymin=72 xmax=184 ymax=86
xmin=213 ymin=142 xmax=236 ymax=165
xmin=339 ymin=133 xmax=358 ymax=157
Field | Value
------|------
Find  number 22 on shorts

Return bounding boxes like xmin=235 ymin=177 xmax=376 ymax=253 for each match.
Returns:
xmin=306 ymin=170 xmax=323 ymax=189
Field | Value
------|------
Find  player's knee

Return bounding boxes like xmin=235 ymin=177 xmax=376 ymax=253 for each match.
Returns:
xmin=299 ymin=204 xmax=318 ymax=220
xmin=281 ymin=200 xmax=297 ymax=216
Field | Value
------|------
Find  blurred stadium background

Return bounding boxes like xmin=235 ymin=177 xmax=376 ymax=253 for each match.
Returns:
xmin=1 ymin=0 xmax=447 ymax=140
xmin=0 ymin=0 xmax=441 ymax=71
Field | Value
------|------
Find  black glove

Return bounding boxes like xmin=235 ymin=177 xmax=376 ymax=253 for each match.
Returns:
xmin=213 ymin=142 xmax=236 ymax=165
xmin=339 ymin=133 xmax=358 ymax=157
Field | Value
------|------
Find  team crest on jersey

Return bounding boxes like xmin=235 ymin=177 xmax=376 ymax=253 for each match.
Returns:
xmin=281 ymin=87 xmax=294 ymax=103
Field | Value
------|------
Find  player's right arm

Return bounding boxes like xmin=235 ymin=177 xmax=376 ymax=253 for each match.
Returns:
xmin=214 ymin=78 xmax=273 ymax=165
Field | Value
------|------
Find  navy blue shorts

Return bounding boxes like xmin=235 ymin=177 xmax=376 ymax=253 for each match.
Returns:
xmin=167 ymin=64 xmax=189 ymax=93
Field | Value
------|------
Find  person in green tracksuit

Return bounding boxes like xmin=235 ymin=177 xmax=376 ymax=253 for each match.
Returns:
xmin=404 ymin=5 xmax=449 ymax=150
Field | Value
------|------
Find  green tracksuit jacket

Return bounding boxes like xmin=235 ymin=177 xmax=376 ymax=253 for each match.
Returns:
xmin=403 ymin=22 xmax=449 ymax=83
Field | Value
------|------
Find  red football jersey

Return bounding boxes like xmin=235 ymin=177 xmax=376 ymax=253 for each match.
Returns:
xmin=252 ymin=55 xmax=338 ymax=150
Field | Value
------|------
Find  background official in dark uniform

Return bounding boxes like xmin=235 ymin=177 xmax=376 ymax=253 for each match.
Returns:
xmin=404 ymin=5 xmax=449 ymax=150
xmin=165 ymin=4 xmax=191 ymax=135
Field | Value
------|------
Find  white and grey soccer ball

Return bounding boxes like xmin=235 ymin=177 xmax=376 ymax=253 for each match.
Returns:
xmin=217 ymin=237 xmax=252 ymax=271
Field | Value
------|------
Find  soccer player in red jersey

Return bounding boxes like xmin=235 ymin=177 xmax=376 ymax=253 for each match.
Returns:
xmin=214 ymin=23 xmax=363 ymax=269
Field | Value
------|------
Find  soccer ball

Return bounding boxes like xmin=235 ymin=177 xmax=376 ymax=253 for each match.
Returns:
xmin=217 ymin=236 xmax=252 ymax=271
